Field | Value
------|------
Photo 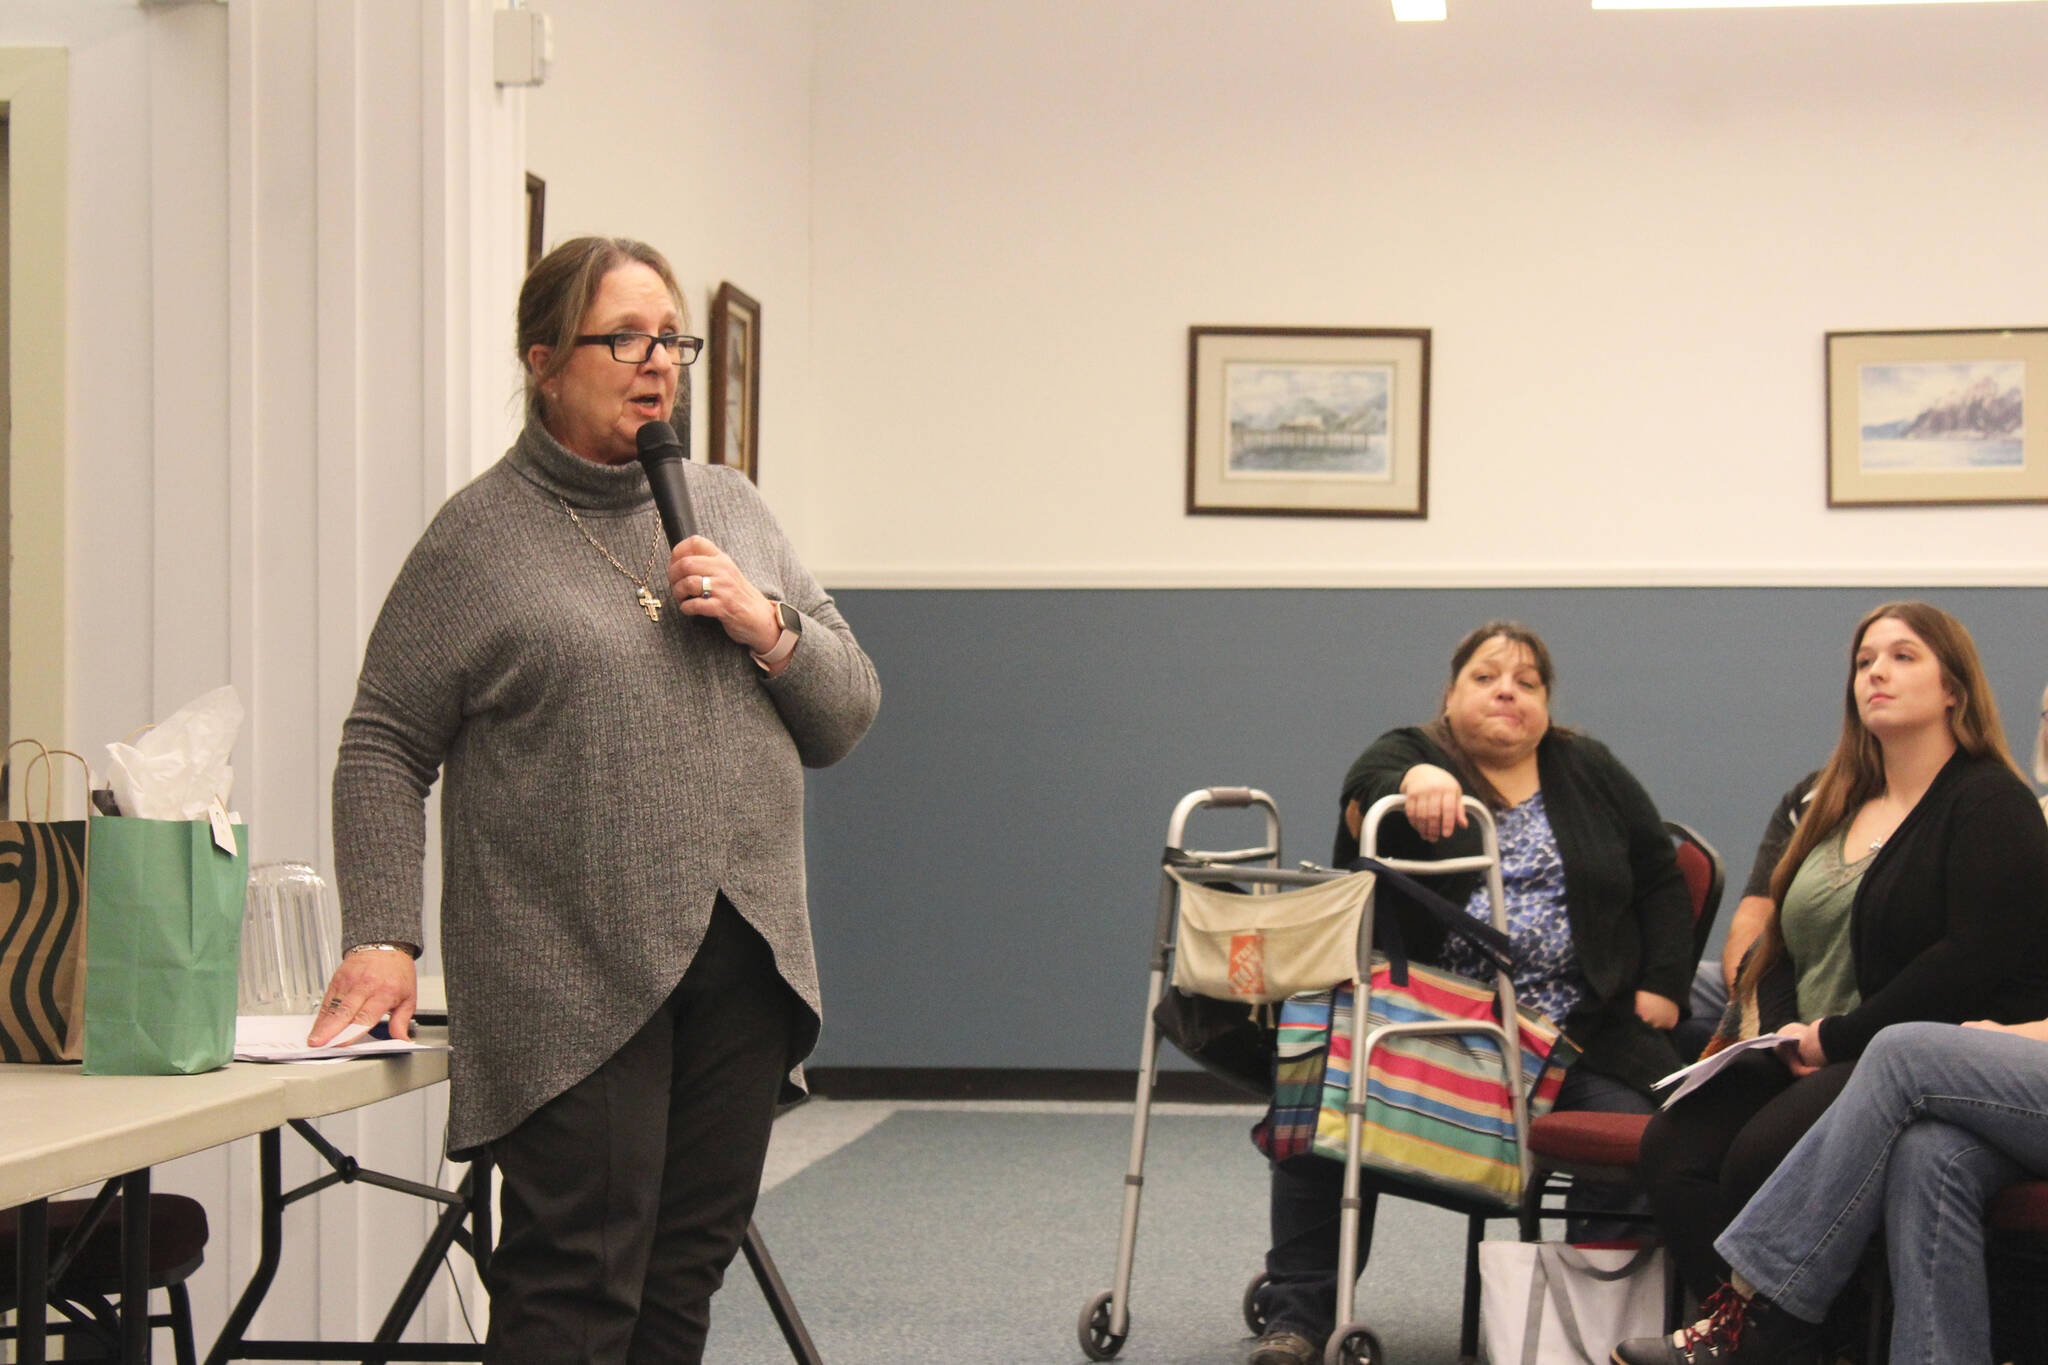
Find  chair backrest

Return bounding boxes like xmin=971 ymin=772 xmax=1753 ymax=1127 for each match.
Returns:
xmin=1664 ymin=820 xmax=1726 ymax=973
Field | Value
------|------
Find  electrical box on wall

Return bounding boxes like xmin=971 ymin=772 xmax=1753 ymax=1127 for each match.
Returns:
xmin=494 ymin=8 xmax=553 ymax=87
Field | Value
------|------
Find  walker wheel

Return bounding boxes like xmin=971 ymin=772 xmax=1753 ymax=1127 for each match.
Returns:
xmin=1324 ymin=1323 xmax=1383 ymax=1365
xmin=1242 ymin=1270 xmax=1270 ymax=1333
xmin=1078 ymin=1289 xmax=1127 ymax=1360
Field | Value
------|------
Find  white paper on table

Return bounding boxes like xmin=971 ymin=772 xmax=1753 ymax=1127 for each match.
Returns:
xmin=234 ymin=1014 xmax=448 ymax=1064
xmin=1654 ymin=1031 xmax=1799 ymax=1108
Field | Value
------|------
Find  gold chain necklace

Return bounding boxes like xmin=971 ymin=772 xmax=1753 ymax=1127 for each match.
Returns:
xmin=559 ymin=499 xmax=668 ymax=622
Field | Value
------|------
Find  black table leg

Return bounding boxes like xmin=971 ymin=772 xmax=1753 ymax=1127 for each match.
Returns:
xmin=204 ymin=1128 xmax=285 ymax=1365
xmin=17 ymin=1196 xmax=48 ymax=1365
xmin=370 ymin=1167 xmax=478 ymax=1351
xmin=123 ymin=1168 xmax=153 ymax=1362
xmin=740 ymin=1220 xmax=824 ymax=1365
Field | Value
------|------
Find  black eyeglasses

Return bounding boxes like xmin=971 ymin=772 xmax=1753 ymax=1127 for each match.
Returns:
xmin=574 ymin=332 xmax=704 ymax=365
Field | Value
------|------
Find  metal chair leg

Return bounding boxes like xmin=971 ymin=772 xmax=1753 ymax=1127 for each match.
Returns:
xmin=170 ymin=1281 xmax=198 ymax=1365
xmin=1460 ymin=1212 xmax=1486 ymax=1361
xmin=741 ymin=1220 xmax=825 ymax=1365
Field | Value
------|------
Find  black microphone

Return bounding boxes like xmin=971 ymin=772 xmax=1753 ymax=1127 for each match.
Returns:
xmin=635 ymin=418 xmax=698 ymax=548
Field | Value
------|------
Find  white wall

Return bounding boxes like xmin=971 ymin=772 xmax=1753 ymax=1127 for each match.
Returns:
xmin=7 ymin=0 xmax=2045 ymax=1351
xmin=0 ymin=0 xmax=527 ymax=1350
xmin=523 ymin=0 xmax=819 ymax=540
xmin=805 ymin=0 xmax=2048 ymax=587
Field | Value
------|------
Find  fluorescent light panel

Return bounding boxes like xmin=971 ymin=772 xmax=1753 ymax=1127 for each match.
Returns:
xmin=1392 ymin=0 xmax=1447 ymax=19
xmin=1595 ymin=0 xmax=2037 ymax=8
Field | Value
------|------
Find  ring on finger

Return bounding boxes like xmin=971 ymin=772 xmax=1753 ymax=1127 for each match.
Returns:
xmin=700 ymin=576 xmax=715 ymax=599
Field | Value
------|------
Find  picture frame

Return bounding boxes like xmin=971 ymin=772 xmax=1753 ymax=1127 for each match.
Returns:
xmin=523 ymin=173 xmax=545 ymax=268
xmin=709 ymin=282 xmax=762 ymax=483
xmin=1825 ymin=327 xmax=2047 ymax=507
xmin=1186 ymin=326 xmax=1430 ymax=518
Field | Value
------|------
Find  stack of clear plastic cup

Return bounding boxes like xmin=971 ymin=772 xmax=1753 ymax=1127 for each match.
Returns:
xmin=239 ymin=861 xmax=342 ymax=1015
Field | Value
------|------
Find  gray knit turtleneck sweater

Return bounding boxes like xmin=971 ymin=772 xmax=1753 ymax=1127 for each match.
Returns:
xmin=332 ymin=422 xmax=880 ymax=1154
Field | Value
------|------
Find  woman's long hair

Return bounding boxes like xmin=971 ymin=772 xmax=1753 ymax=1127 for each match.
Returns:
xmin=1422 ymin=620 xmax=1571 ymax=810
xmin=1735 ymin=601 xmax=2017 ymax=998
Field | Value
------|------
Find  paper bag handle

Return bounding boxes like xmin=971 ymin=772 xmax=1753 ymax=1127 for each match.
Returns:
xmin=4 ymin=738 xmax=48 ymax=818
xmin=15 ymin=744 xmax=90 ymax=822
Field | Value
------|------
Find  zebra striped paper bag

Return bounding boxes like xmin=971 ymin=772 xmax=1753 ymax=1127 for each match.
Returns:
xmin=0 ymin=743 xmax=89 ymax=1063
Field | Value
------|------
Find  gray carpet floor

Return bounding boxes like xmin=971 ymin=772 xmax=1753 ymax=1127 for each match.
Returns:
xmin=702 ymin=1102 xmax=1487 ymax=1365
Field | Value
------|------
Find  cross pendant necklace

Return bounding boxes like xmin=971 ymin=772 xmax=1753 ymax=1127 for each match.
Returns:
xmin=560 ymin=499 xmax=669 ymax=623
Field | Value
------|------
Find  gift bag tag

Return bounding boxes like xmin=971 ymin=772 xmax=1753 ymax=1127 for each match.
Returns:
xmin=209 ymin=796 xmax=238 ymax=856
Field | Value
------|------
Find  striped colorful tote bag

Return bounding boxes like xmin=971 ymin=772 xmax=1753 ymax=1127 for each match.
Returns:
xmin=1253 ymin=953 xmax=1578 ymax=1209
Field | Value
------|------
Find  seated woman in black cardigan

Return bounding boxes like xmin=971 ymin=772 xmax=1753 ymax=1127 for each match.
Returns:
xmin=1248 ymin=620 xmax=1695 ymax=1365
xmin=1640 ymin=600 xmax=2048 ymax=1302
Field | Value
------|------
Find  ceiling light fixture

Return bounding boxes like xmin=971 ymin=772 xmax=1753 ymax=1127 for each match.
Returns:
xmin=1594 ymin=0 xmax=2037 ymax=9
xmin=1392 ymin=0 xmax=1448 ymax=19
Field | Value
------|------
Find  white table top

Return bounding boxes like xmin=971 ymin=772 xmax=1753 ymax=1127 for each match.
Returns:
xmin=0 ymin=1033 xmax=449 ymax=1209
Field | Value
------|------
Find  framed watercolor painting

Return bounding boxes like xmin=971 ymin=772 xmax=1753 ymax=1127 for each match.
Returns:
xmin=1826 ymin=328 xmax=2048 ymax=507
xmin=710 ymin=282 xmax=761 ymax=483
xmin=523 ymin=173 xmax=545 ymax=268
xmin=1186 ymin=326 xmax=1430 ymax=518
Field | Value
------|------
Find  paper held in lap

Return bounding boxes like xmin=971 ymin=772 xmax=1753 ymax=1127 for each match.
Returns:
xmin=1655 ymin=1032 xmax=1798 ymax=1108
xmin=234 ymin=1014 xmax=447 ymax=1064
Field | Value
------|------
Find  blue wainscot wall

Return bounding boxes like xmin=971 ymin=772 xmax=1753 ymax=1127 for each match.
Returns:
xmin=801 ymin=586 xmax=2047 ymax=1072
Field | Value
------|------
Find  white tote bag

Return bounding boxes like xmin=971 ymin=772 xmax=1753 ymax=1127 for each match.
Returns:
xmin=1478 ymin=1241 xmax=1666 ymax=1365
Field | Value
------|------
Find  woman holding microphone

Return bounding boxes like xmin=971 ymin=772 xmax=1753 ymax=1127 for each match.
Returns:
xmin=309 ymin=236 xmax=879 ymax=1363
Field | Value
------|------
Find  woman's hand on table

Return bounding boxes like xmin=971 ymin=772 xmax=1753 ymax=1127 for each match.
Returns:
xmin=1633 ymin=990 xmax=1680 ymax=1031
xmin=306 ymin=949 xmax=418 ymax=1047
xmin=1775 ymin=1019 xmax=1828 ymax=1076
xmin=667 ymin=536 xmax=781 ymax=656
xmin=1399 ymin=765 xmax=1468 ymax=842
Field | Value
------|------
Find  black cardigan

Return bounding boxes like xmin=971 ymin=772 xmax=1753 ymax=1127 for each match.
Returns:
xmin=1813 ymin=749 xmax=2048 ymax=1061
xmin=1337 ymin=726 xmax=1694 ymax=1093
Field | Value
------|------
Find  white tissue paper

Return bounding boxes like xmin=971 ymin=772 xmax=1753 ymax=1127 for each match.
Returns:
xmin=104 ymin=684 xmax=244 ymax=821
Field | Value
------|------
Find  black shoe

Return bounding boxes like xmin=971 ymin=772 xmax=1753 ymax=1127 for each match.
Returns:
xmin=1610 ymin=1283 xmax=1823 ymax=1364
xmin=1249 ymin=1327 xmax=1323 ymax=1365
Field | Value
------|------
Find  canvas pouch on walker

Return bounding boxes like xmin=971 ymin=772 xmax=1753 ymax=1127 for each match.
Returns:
xmin=1165 ymin=851 xmax=1515 ymax=1004
xmin=1168 ymin=863 xmax=1378 ymax=1004
xmin=1251 ymin=957 xmax=1578 ymax=1207
xmin=1477 ymin=1241 xmax=1666 ymax=1365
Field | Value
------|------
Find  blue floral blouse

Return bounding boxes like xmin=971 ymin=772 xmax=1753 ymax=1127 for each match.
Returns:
xmin=1438 ymin=791 xmax=1588 ymax=1024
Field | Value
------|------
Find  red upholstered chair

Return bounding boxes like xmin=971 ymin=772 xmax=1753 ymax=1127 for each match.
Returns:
xmin=0 ymin=1191 xmax=209 ymax=1365
xmin=1849 ymin=1179 xmax=2048 ymax=1362
xmin=1668 ymin=821 xmax=1727 ymax=978
xmin=1988 ymin=1179 xmax=2048 ymax=1230
xmin=1511 ymin=822 xmax=1725 ymax=1326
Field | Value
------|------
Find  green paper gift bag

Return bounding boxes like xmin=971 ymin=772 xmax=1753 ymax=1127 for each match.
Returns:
xmin=82 ymin=813 xmax=249 ymax=1075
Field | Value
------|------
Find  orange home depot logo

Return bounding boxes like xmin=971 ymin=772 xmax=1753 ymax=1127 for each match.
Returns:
xmin=1229 ymin=933 xmax=1266 ymax=998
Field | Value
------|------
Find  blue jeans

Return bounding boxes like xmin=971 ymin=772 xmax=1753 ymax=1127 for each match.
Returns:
xmin=1715 ymin=1021 xmax=2048 ymax=1365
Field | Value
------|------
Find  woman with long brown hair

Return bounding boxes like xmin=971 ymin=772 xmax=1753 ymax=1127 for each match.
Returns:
xmin=1639 ymin=601 xmax=2048 ymax=1304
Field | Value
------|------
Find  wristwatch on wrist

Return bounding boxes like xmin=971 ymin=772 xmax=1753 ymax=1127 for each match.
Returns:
xmin=347 ymin=941 xmax=419 ymax=959
xmin=752 ymin=600 xmax=802 ymax=671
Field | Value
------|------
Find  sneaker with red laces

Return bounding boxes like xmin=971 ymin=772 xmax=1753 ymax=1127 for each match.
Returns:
xmin=1609 ymin=1283 xmax=1823 ymax=1364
